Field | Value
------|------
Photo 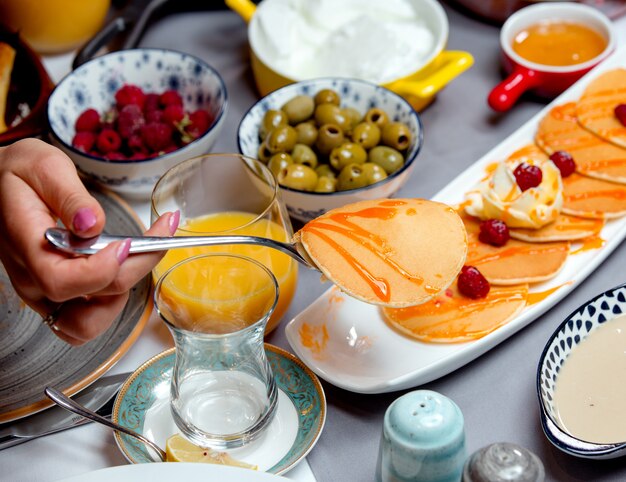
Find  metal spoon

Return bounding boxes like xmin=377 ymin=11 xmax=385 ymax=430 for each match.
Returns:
xmin=45 ymin=227 xmax=317 ymax=269
xmin=44 ymin=387 xmax=166 ymax=462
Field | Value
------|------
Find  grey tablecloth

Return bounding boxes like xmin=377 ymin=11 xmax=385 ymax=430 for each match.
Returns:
xmin=141 ymin=4 xmax=626 ymax=481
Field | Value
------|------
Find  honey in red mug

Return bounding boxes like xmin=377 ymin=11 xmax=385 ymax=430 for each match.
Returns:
xmin=488 ymin=3 xmax=615 ymax=113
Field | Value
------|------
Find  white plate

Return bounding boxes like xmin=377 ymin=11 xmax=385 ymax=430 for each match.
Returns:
xmin=285 ymin=46 xmax=626 ymax=394
xmin=58 ymin=463 xmax=286 ymax=482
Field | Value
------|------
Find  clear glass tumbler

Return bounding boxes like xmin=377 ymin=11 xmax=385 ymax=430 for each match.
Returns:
xmin=154 ymin=253 xmax=279 ymax=449
xmin=151 ymin=153 xmax=298 ymax=334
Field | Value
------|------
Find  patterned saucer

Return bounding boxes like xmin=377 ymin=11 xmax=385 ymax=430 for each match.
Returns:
xmin=113 ymin=344 xmax=326 ymax=475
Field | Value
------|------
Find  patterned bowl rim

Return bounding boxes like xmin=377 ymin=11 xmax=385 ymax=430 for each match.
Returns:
xmin=536 ymin=282 xmax=626 ymax=458
xmin=47 ymin=47 xmax=229 ymax=165
xmin=236 ymin=77 xmax=423 ymax=197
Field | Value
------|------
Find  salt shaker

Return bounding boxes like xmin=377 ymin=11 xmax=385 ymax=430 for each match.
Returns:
xmin=376 ymin=390 xmax=466 ymax=482
xmin=462 ymin=442 xmax=545 ymax=482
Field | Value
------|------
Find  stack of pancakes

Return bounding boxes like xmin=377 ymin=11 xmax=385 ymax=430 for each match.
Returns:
xmin=384 ymin=68 xmax=626 ymax=344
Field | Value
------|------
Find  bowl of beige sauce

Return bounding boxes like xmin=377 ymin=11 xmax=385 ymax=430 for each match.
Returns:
xmin=537 ymin=282 xmax=626 ymax=459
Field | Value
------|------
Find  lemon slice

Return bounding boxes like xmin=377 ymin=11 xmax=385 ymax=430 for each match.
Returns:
xmin=165 ymin=434 xmax=258 ymax=470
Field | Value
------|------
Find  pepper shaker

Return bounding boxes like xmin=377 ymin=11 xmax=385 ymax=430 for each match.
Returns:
xmin=376 ymin=390 xmax=466 ymax=482
xmin=462 ymin=442 xmax=545 ymax=482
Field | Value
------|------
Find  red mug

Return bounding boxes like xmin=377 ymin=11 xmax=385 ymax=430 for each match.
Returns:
xmin=488 ymin=2 xmax=616 ymax=112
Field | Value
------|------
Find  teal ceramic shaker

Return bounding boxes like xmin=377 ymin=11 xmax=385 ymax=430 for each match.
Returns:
xmin=376 ymin=390 xmax=466 ymax=482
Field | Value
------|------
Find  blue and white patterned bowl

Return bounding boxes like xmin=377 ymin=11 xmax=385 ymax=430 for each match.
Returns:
xmin=237 ymin=78 xmax=423 ymax=223
xmin=537 ymin=282 xmax=626 ymax=459
xmin=47 ymin=48 xmax=228 ymax=200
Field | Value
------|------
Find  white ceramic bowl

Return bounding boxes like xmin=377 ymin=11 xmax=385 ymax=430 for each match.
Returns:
xmin=537 ymin=282 xmax=626 ymax=459
xmin=237 ymin=78 xmax=423 ymax=223
xmin=47 ymin=48 xmax=228 ymax=200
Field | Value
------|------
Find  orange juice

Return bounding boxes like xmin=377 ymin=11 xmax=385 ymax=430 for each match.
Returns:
xmin=154 ymin=212 xmax=298 ymax=334
xmin=512 ymin=21 xmax=607 ymax=66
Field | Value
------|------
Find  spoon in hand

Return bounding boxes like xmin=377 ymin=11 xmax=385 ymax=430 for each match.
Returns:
xmin=45 ymin=227 xmax=317 ymax=269
xmin=44 ymin=387 xmax=166 ymax=461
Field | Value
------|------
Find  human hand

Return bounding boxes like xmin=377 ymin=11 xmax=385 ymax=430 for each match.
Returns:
xmin=0 ymin=138 xmax=179 ymax=345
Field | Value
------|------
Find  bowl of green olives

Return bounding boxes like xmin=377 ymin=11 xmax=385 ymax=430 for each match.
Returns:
xmin=237 ymin=78 xmax=423 ymax=222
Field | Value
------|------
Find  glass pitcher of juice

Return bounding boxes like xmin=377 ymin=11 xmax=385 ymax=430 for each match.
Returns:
xmin=151 ymin=154 xmax=298 ymax=334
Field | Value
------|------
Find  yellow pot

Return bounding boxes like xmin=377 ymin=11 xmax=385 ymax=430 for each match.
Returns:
xmin=226 ymin=0 xmax=473 ymax=111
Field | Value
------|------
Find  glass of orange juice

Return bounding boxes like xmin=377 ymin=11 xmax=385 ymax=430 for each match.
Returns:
xmin=151 ymin=153 xmax=298 ymax=334
xmin=154 ymin=253 xmax=278 ymax=449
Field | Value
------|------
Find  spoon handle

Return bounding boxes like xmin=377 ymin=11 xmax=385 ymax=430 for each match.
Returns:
xmin=44 ymin=387 xmax=166 ymax=461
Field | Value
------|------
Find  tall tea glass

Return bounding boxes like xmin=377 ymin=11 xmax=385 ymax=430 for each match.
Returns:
xmin=151 ymin=153 xmax=298 ymax=334
xmin=154 ymin=253 xmax=279 ymax=449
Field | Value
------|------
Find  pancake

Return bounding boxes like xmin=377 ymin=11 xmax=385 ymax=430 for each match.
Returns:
xmin=562 ymin=172 xmax=626 ymax=219
xmin=510 ymin=213 xmax=604 ymax=242
xmin=575 ymin=68 xmax=626 ymax=149
xmin=463 ymin=214 xmax=569 ymax=285
xmin=382 ymin=282 xmax=528 ymax=343
xmin=297 ymin=198 xmax=468 ymax=308
xmin=536 ymin=102 xmax=626 ymax=184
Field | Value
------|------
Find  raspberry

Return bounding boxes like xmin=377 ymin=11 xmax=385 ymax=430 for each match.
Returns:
xmin=615 ymin=104 xmax=626 ymax=127
xmin=141 ymin=122 xmax=173 ymax=152
xmin=105 ymin=151 xmax=127 ymax=161
xmin=478 ymin=219 xmax=510 ymax=246
xmin=115 ymin=84 xmax=146 ymax=109
xmin=143 ymin=93 xmax=160 ymax=114
xmin=159 ymin=90 xmax=183 ymax=107
xmin=127 ymin=133 xmax=147 ymax=153
xmin=146 ymin=109 xmax=164 ymax=124
xmin=513 ymin=162 xmax=542 ymax=191
xmin=96 ymin=128 xmax=122 ymax=154
xmin=549 ymin=150 xmax=576 ymax=178
xmin=163 ymin=104 xmax=185 ymax=125
xmin=187 ymin=109 xmax=213 ymax=139
xmin=117 ymin=104 xmax=145 ymax=139
xmin=457 ymin=266 xmax=490 ymax=299
xmin=75 ymin=108 xmax=101 ymax=132
xmin=72 ymin=131 xmax=96 ymax=152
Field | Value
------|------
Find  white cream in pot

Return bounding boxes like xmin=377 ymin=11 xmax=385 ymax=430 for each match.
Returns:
xmin=252 ymin=0 xmax=435 ymax=84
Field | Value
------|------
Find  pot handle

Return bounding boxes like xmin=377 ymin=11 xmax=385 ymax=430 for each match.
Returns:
xmin=488 ymin=66 xmax=541 ymax=112
xmin=225 ymin=0 xmax=257 ymax=23
xmin=388 ymin=50 xmax=473 ymax=100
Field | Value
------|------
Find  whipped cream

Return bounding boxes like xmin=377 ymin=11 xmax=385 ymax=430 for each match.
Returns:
xmin=251 ymin=0 xmax=436 ymax=84
xmin=464 ymin=157 xmax=563 ymax=229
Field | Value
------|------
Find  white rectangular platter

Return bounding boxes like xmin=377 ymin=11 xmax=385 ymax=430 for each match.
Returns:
xmin=284 ymin=46 xmax=626 ymax=394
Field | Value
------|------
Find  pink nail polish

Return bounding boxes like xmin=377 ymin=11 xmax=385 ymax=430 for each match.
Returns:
xmin=169 ymin=210 xmax=180 ymax=235
xmin=116 ymin=239 xmax=131 ymax=264
xmin=73 ymin=208 xmax=97 ymax=233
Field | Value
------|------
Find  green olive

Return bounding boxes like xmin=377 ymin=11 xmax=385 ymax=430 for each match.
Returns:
xmin=351 ymin=122 xmax=381 ymax=149
xmin=295 ymin=121 xmax=318 ymax=146
xmin=361 ymin=162 xmax=388 ymax=185
xmin=291 ymin=143 xmax=318 ymax=168
xmin=381 ymin=122 xmax=412 ymax=151
xmin=257 ymin=140 xmax=273 ymax=164
xmin=281 ymin=95 xmax=315 ymax=125
xmin=315 ymin=163 xmax=336 ymax=179
xmin=314 ymin=104 xmax=350 ymax=131
xmin=314 ymin=89 xmax=340 ymax=106
xmin=368 ymin=145 xmax=405 ymax=174
xmin=342 ymin=107 xmax=362 ymax=133
xmin=315 ymin=124 xmax=345 ymax=155
xmin=259 ymin=109 xmax=288 ymax=140
xmin=364 ymin=107 xmax=389 ymax=128
xmin=329 ymin=142 xmax=367 ymax=171
xmin=266 ymin=125 xmax=298 ymax=154
xmin=336 ymin=164 xmax=369 ymax=191
xmin=314 ymin=176 xmax=337 ymax=193
xmin=277 ymin=164 xmax=318 ymax=191
xmin=267 ymin=152 xmax=293 ymax=178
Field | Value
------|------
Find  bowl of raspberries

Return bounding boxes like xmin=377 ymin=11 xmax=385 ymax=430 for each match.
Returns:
xmin=47 ymin=48 xmax=228 ymax=199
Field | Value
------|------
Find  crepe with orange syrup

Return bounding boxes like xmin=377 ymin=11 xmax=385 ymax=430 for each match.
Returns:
xmin=536 ymin=102 xmax=626 ymax=184
xmin=296 ymin=199 xmax=468 ymax=308
xmin=561 ymin=172 xmax=626 ymax=219
xmin=382 ymin=282 xmax=528 ymax=343
xmin=575 ymin=68 xmax=626 ymax=149
xmin=509 ymin=213 xmax=604 ymax=242
xmin=463 ymin=214 xmax=569 ymax=285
